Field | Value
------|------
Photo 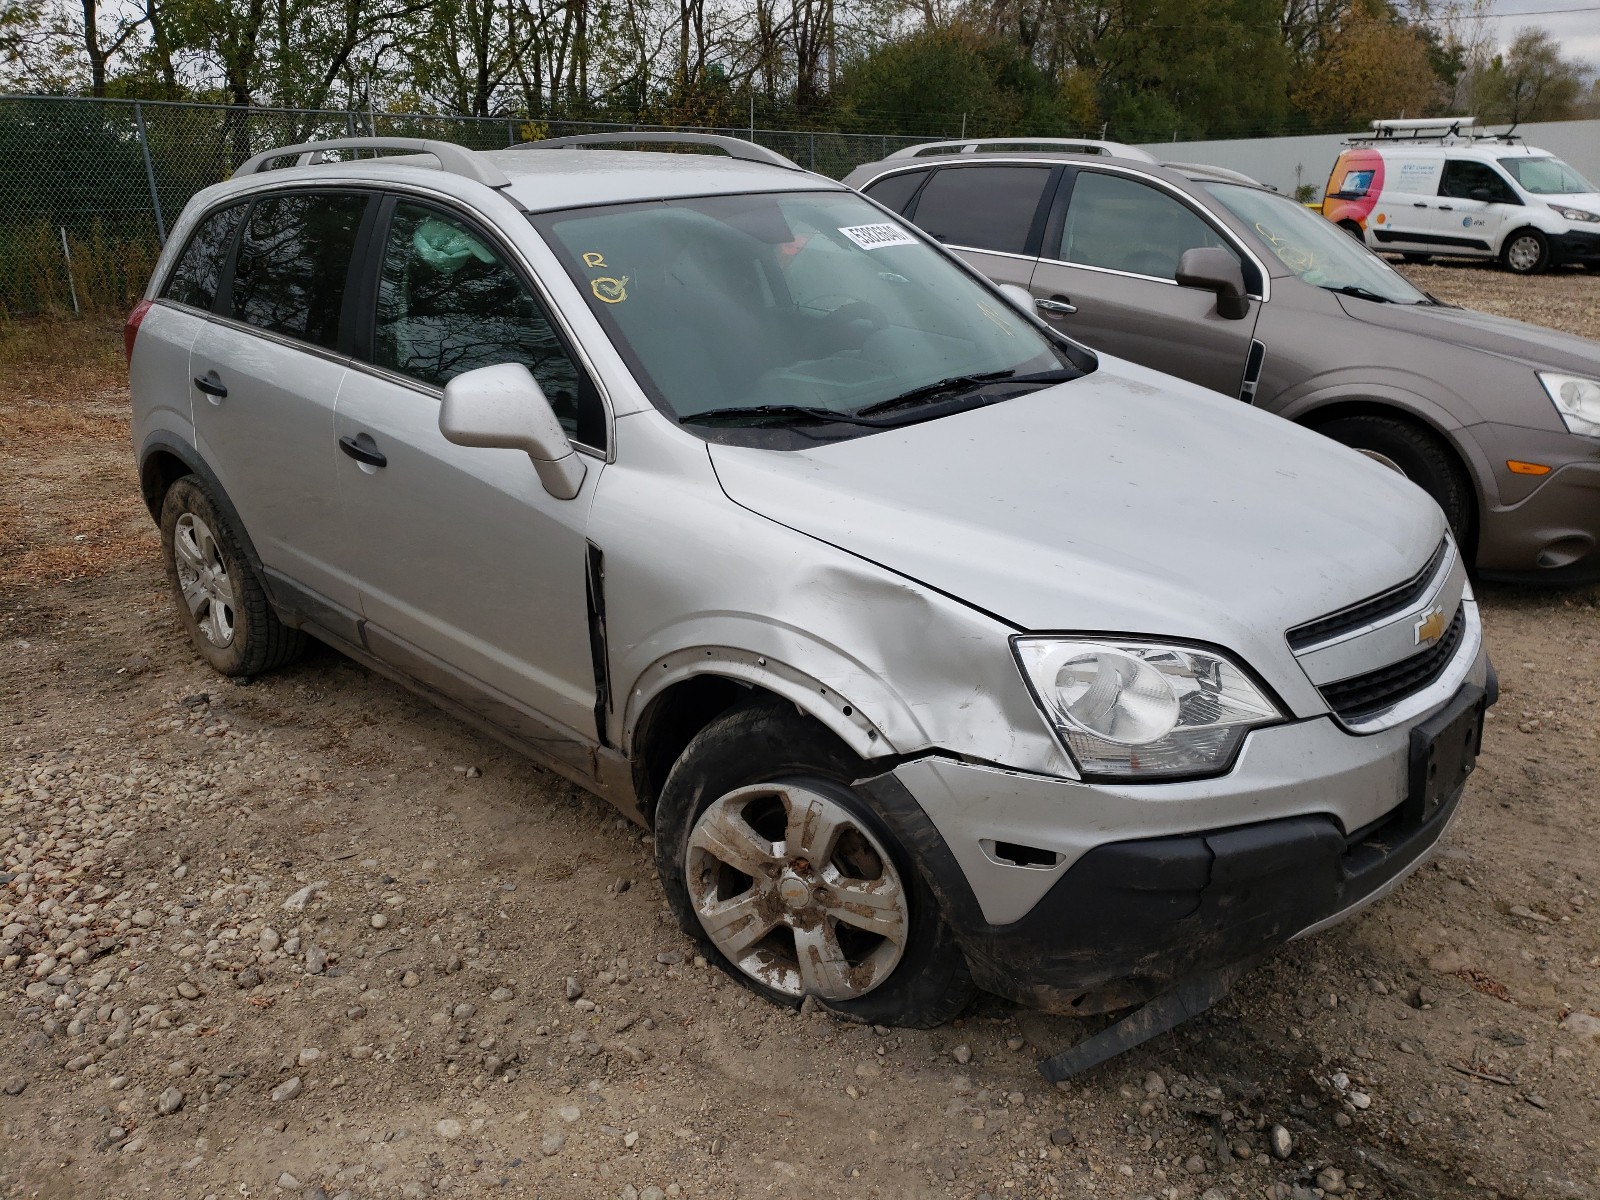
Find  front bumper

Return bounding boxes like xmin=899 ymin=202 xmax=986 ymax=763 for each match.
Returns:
xmin=1477 ymin=456 xmax=1600 ymax=584
xmin=861 ymin=657 xmax=1493 ymax=1014
xmin=1551 ymin=228 xmax=1600 ymax=267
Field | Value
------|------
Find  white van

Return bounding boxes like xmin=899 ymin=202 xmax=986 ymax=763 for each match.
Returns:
xmin=1322 ymin=118 xmax=1600 ymax=274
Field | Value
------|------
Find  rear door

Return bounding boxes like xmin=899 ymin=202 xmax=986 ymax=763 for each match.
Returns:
xmin=1028 ymin=167 xmax=1262 ymax=396
xmin=896 ymin=163 xmax=1058 ymax=291
xmin=1368 ymin=155 xmax=1441 ymax=250
xmin=333 ymin=196 xmax=607 ymax=762
xmin=188 ymin=189 xmax=374 ymax=622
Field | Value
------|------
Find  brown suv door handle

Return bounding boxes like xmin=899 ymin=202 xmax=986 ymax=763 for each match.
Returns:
xmin=338 ymin=433 xmax=387 ymax=468
xmin=1035 ymin=296 xmax=1077 ymax=316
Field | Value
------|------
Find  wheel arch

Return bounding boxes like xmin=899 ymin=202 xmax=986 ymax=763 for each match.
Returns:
xmin=139 ymin=432 xmax=269 ymax=580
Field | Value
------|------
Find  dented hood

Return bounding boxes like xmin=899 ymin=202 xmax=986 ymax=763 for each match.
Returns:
xmin=708 ymin=356 xmax=1446 ymax=664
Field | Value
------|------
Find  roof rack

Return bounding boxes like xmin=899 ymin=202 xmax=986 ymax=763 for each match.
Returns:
xmin=886 ymin=137 xmax=1158 ymax=163
xmin=232 ymin=137 xmax=512 ymax=188
xmin=1345 ymin=117 xmax=1522 ymax=147
xmin=518 ymin=131 xmax=804 ymax=171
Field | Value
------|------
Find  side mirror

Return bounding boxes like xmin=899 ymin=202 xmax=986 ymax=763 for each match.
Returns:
xmin=996 ymin=283 xmax=1036 ymax=314
xmin=1469 ymin=187 xmax=1494 ymax=203
xmin=1175 ymin=247 xmax=1251 ymax=321
xmin=439 ymin=363 xmax=586 ymax=500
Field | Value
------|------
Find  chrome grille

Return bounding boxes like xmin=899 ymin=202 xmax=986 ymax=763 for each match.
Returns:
xmin=1317 ymin=607 xmax=1467 ymax=722
xmin=1286 ymin=539 xmax=1449 ymax=652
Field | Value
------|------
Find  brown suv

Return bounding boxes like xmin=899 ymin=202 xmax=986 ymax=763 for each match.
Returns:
xmin=845 ymin=139 xmax=1600 ymax=584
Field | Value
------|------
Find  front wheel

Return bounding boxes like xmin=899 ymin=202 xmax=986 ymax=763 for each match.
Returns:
xmin=1316 ymin=415 xmax=1474 ymax=553
xmin=1501 ymin=228 xmax=1549 ymax=275
xmin=654 ymin=703 xmax=974 ymax=1027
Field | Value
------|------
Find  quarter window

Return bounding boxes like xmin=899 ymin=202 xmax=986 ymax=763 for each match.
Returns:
xmin=862 ymin=170 xmax=929 ymax=216
xmin=1439 ymin=161 xmax=1517 ymax=203
xmin=908 ymin=166 xmax=1052 ymax=255
xmin=372 ymin=202 xmax=594 ymax=443
xmin=1058 ymin=171 xmax=1235 ymax=281
xmin=163 ymin=203 xmax=245 ymax=312
xmin=229 ymin=192 xmax=367 ymax=349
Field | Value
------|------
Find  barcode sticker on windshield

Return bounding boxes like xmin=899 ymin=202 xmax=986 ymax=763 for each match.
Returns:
xmin=839 ymin=223 xmax=918 ymax=250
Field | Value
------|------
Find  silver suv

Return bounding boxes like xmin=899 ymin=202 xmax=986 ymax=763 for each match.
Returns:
xmin=128 ymin=134 xmax=1493 ymax=1071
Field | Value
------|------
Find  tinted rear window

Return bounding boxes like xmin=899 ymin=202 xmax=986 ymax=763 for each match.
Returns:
xmin=909 ymin=166 xmax=1052 ymax=255
xmin=163 ymin=203 xmax=245 ymax=311
xmin=229 ymin=192 xmax=368 ymax=349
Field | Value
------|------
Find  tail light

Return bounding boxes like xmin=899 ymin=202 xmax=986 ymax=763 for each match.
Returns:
xmin=124 ymin=299 xmax=153 ymax=363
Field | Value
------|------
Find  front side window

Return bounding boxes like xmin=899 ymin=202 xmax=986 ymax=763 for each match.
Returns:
xmin=1439 ymin=161 xmax=1517 ymax=202
xmin=908 ymin=166 xmax=1052 ymax=254
xmin=1205 ymin=183 xmax=1430 ymax=305
xmin=372 ymin=202 xmax=593 ymax=442
xmin=163 ymin=203 xmax=245 ymax=311
xmin=229 ymin=192 xmax=368 ymax=349
xmin=1498 ymin=156 xmax=1596 ymax=196
xmin=1059 ymin=171 xmax=1234 ymax=281
xmin=532 ymin=190 xmax=1081 ymax=446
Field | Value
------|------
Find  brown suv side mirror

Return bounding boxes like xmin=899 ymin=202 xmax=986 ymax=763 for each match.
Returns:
xmin=439 ymin=363 xmax=586 ymax=500
xmin=1175 ymin=247 xmax=1251 ymax=321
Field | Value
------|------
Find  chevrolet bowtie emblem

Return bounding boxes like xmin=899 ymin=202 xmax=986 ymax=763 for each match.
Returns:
xmin=1414 ymin=606 xmax=1448 ymax=646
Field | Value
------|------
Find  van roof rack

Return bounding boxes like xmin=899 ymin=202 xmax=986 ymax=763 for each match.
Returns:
xmin=518 ymin=131 xmax=804 ymax=171
xmin=232 ymin=137 xmax=512 ymax=188
xmin=1346 ymin=117 xmax=1523 ymax=147
xmin=886 ymin=137 xmax=1158 ymax=163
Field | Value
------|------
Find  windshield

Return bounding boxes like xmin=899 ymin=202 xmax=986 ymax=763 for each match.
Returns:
xmin=1203 ymin=182 xmax=1431 ymax=305
xmin=1498 ymin=156 xmax=1596 ymax=196
xmin=531 ymin=191 xmax=1078 ymax=442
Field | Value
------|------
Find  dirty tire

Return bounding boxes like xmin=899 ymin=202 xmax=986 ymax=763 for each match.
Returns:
xmin=160 ymin=475 xmax=304 ymax=676
xmin=1501 ymin=228 xmax=1549 ymax=275
xmin=655 ymin=702 xmax=975 ymax=1028
xmin=1315 ymin=415 xmax=1474 ymax=553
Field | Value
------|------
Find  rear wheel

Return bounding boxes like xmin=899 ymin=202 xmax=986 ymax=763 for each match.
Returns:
xmin=654 ymin=703 xmax=974 ymax=1027
xmin=1315 ymin=415 xmax=1474 ymax=552
xmin=160 ymin=476 xmax=304 ymax=676
xmin=1337 ymin=220 xmax=1364 ymax=241
xmin=1501 ymin=228 xmax=1549 ymax=275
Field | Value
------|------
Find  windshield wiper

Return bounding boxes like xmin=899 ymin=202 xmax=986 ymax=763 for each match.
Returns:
xmin=854 ymin=367 xmax=1077 ymax=418
xmin=1323 ymin=284 xmax=1396 ymax=304
xmin=677 ymin=403 xmax=898 ymax=428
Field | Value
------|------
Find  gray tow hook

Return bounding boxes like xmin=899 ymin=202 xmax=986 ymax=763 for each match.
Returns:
xmin=1037 ymin=957 xmax=1260 ymax=1083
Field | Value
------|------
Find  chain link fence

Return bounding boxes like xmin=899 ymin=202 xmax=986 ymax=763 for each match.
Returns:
xmin=0 ymin=94 xmax=934 ymax=315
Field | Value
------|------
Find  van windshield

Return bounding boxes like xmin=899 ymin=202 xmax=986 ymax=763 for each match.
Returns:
xmin=1204 ymin=183 xmax=1431 ymax=305
xmin=1498 ymin=156 xmax=1595 ymax=195
xmin=531 ymin=191 xmax=1082 ymax=444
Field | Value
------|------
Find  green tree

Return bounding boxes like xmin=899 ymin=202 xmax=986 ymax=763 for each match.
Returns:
xmin=1469 ymin=28 xmax=1586 ymax=123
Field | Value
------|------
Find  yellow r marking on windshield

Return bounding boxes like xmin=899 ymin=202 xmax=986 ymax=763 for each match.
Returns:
xmin=582 ymin=252 xmax=607 ymax=268
xmin=975 ymin=300 xmax=1015 ymax=335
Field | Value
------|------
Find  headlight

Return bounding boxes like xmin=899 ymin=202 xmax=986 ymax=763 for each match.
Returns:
xmin=1014 ymin=638 xmax=1284 ymax=781
xmin=1538 ymin=372 xmax=1600 ymax=437
xmin=1552 ymin=206 xmax=1600 ymax=223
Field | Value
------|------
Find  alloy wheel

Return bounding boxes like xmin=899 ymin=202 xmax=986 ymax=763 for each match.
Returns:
xmin=685 ymin=782 xmax=909 ymax=1001
xmin=172 ymin=512 xmax=237 ymax=647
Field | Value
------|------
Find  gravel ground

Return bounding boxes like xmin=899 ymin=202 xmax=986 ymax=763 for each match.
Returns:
xmin=2 ymin=271 xmax=1599 ymax=1200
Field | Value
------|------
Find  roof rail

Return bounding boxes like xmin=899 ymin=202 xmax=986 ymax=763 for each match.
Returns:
xmin=1164 ymin=161 xmax=1266 ymax=188
xmin=519 ymin=131 xmax=804 ymax=171
xmin=886 ymin=137 xmax=1158 ymax=163
xmin=232 ymin=137 xmax=512 ymax=188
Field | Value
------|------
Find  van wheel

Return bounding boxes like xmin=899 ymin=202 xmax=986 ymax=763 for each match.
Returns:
xmin=1400 ymin=252 xmax=1431 ymax=264
xmin=1337 ymin=220 xmax=1364 ymax=241
xmin=1502 ymin=229 xmax=1549 ymax=274
xmin=160 ymin=476 xmax=304 ymax=676
xmin=654 ymin=702 xmax=974 ymax=1028
xmin=1315 ymin=415 xmax=1474 ymax=553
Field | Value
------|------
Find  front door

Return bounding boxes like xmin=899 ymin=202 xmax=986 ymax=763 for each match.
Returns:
xmin=334 ymin=198 xmax=607 ymax=760
xmin=1429 ymin=159 xmax=1517 ymax=257
xmin=1029 ymin=168 xmax=1261 ymax=397
xmin=188 ymin=190 xmax=373 ymax=617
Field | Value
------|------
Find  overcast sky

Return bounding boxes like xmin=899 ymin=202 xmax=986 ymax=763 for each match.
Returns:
xmin=1475 ymin=0 xmax=1600 ymax=70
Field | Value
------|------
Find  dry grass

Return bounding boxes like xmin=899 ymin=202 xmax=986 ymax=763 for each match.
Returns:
xmin=0 ymin=222 xmax=160 ymax=321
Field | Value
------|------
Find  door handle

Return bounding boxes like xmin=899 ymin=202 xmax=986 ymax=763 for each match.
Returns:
xmin=338 ymin=433 xmax=387 ymax=468
xmin=1035 ymin=297 xmax=1077 ymax=316
xmin=1412 ymin=202 xmax=1427 ymax=208
xmin=193 ymin=372 xmax=227 ymax=398
xmin=1438 ymin=205 xmax=1454 ymax=211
